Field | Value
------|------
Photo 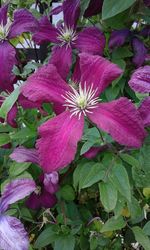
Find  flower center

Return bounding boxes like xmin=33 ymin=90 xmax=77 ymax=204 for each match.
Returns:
xmin=0 ymin=19 xmax=12 ymax=41
xmin=57 ymin=26 xmax=77 ymax=47
xmin=34 ymin=186 xmax=41 ymax=195
xmin=63 ymin=83 xmax=99 ymax=119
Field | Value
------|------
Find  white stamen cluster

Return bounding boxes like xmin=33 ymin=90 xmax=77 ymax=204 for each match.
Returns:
xmin=0 ymin=19 xmax=12 ymax=41
xmin=63 ymin=83 xmax=99 ymax=119
xmin=57 ymin=26 xmax=77 ymax=47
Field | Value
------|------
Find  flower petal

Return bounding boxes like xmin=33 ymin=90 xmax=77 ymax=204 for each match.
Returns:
xmin=138 ymin=97 xmax=150 ymax=127
xmin=6 ymin=104 xmax=18 ymax=128
xmin=84 ymin=0 xmax=103 ymax=17
xmin=109 ymin=29 xmax=130 ymax=50
xmin=132 ymin=38 xmax=147 ymax=68
xmin=75 ymin=27 xmax=105 ymax=55
xmin=49 ymin=45 xmax=72 ymax=80
xmin=37 ymin=111 xmax=84 ymax=172
xmin=83 ymin=145 xmax=108 ymax=159
xmin=0 ymin=4 xmax=8 ymax=25
xmin=0 ymin=179 xmax=36 ymax=213
xmin=0 ymin=41 xmax=17 ymax=92
xmin=79 ymin=53 xmax=123 ymax=96
xmin=0 ymin=215 xmax=29 ymax=250
xmin=128 ymin=66 xmax=150 ymax=93
xmin=44 ymin=172 xmax=59 ymax=194
xmin=88 ymin=98 xmax=146 ymax=148
xmin=32 ymin=16 xmax=58 ymax=44
xmin=21 ymin=64 xmax=71 ymax=107
xmin=10 ymin=146 xmax=39 ymax=164
xmin=26 ymin=193 xmax=41 ymax=210
xmin=63 ymin=0 xmax=80 ymax=28
xmin=8 ymin=9 xmax=38 ymax=38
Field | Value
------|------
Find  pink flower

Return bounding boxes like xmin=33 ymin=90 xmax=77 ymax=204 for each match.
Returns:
xmin=21 ymin=53 xmax=146 ymax=172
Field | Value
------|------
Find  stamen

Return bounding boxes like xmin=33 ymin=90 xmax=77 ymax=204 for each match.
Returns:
xmin=62 ymin=82 xmax=100 ymax=119
xmin=57 ymin=26 xmax=78 ymax=47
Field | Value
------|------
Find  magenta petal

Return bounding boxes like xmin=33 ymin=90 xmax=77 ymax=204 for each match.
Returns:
xmin=128 ymin=66 xmax=150 ymax=93
xmin=49 ymin=45 xmax=72 ymax=80
xmin=63 ymin=0 xmax=80 ymax=28
xmin=0 ymin=42 xmax=17 ymax=92
xmin=40 ymin=190 xmax=57 ymax=208
xmin=84 ymin=0 xmax=103 ymax=17
xmin=0 ymin=215 xmax=29 ymax=250
xmin=8 ymin=9 xmax=38 ymax=38
xmin=6 ymin=104 xmax=17 ymax=128
xmin=18 ymin=94 xmax=41 ymax=109
xmin=10 ymin=146 xmax=39 ymax=164
xmin=37 ymin=111 xmax=84 ymax=172
xmin=0 ymin=4 xmax=8 ymax=25
xmin=50 ymin=5 xmax=63 ymax=16
xmin=21 ymin=64 xmax=71 ymax=106
xmin=72 ymin=56 xmax=81 ymax=83
xmin=109 ymin=29 xmax=130 ymax=50
xmin=88 ymin=98 xmax=146 ymax=148
xmin=83 ymin=145 xmax=108 ymax=159
xmin=33 ymin=16 xmax=59 ymax=44
xmin=0 ymin=179 xmax=36 ymax=213
xmin=138 ymin=97 xmax=150 ymax=127
xmin=132 ymin=38 xmax=147 ymax=68
xmin=75 ymin=27 xmax=105 ymax=55
xmin=44 ymin=172 xmax=59 ymax=194
xmin=79 ymin=53 xmax=123 ymax=96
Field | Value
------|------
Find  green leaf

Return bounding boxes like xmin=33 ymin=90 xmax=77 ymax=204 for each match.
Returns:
xmin=120 ymin=153 xmax=140 ymax=168
xmin=101 ymin=216 xmax=126 ymax=233
xmin=112 ymin=47 xmax=133 ymax=59
xmin=80 ymin=0 xmax=90 ymax=17
xmin=0 ymin=133 xmax=11 ymax=146
xmin=60 ymin=185 xmax=75 ymax=201
xmin=9 ymin=162 xmax=31 ymax=177
xmin=80 ymin=141 xmax=95 ymax=155
xmin=109 ymin=164 xmax=131 ymax=202
xmin=102 ymin=0 xmax=136 ymax=20
xmin=132 ymin=226 xmax=150 ymax=250
xmin=143 ymin=221 xmax=150 ymax=236
xmin=127 ymin=197 xmax=142 ymax=221
xmin=99 ymin=182 xmax=118 ymax=212
xmin=54 ymin=235 xmax=75 ymax=250
xmin=0 ymin=86 xmax=20 ymax=119
xmin=34 ymin=227 xmax=56 ymax=249
xmin=74 ymin=162 xmax=105 ymax=190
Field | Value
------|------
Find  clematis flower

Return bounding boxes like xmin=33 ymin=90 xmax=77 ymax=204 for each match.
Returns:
xmin=109 ymin=29 xmax=147 ymax=68
xmin=10 ymin=146 xmax=59 ymax=209
xmin=33 ymin=0 xmax=105 ymax=79
xmin=0 ymin=178 xmax=36 ymax=250
xmin=129 ymin=66 xmax=150 ymax=127
xmin=21 ymin=53 xmax=146 ymax=172
xmin=0 ymin=4 xmax=38 ymax=92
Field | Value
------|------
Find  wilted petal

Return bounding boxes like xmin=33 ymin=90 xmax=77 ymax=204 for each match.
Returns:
xmin=138 ymin=97 xmax=150 ymax=127
xmin=75 ymin=27 xmax=105 ymax=55
xmin=144 ymin=0 xmax=150 ymax=7
xmin=132 ymin=38 xmax=147 ymax=67
xmin=10 ymin=146 xmax=39 ymax=164
xmin=44 ymin=172 xmax=59 ymax=194
xmin=49 ymin=45 xmax=72 ymax=80
xmin=33 ymin=16 xmax=59 ymax=44
xmin=63 ymin=0 xmax=80 ymax=28
xmin=0 ymin=215 xmax=29 ymax=250
xmin=0 ymin=41 xmax=17 ymax=92
xmin=83 ymin=145 xmax=108 ymax=159
xmin=109 ymin=29 xmax=130 ymax=50
xmin=128 ymin=65 xmax=150 ymax=93
xmin=79 ymin=53 xmax=123 ymax=96
xmin=0 ymin=179 xmax=36 ymax=213
xmin=84 ymin=0 xmax=103 ymax=17
xmin=0 ymin=4 xmax=8 ymax=25
xmin=8 ymin=9 xmax=38 ymax=38
xmin=40 ymin=190 xmax=57 ymax=208
xmin=6 ymin=104 xmax=17 ymax=128
xmin=21 ymin=64 xmax=71 ymax=106
xmin=37 ymin=111 xmax=84 ymax=172
xmin=88 ymin=98 xmax=146 ymax=148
